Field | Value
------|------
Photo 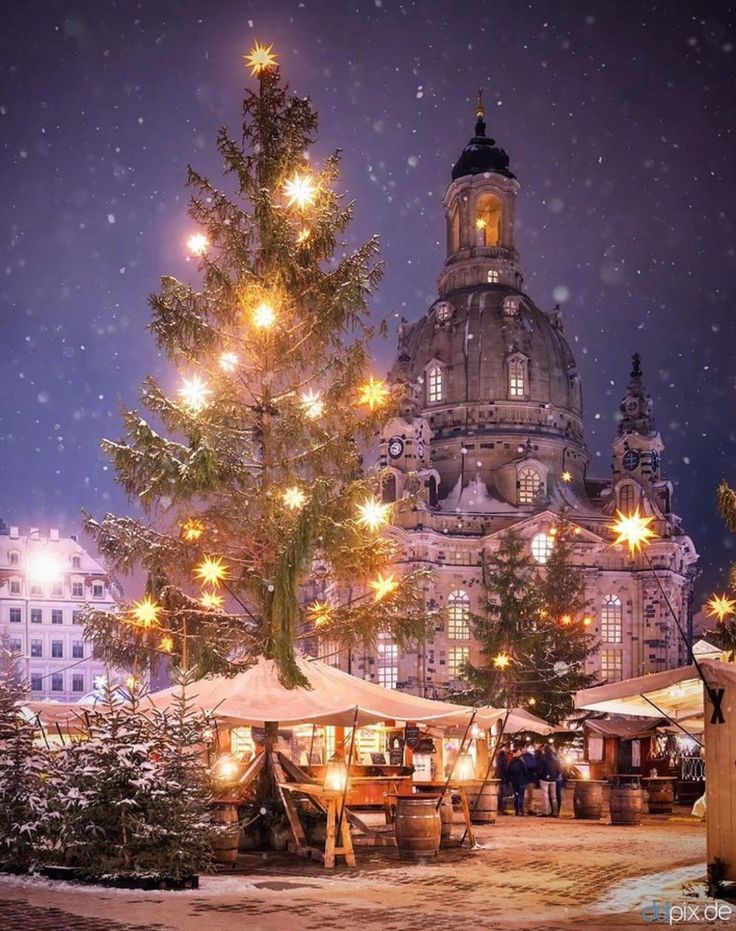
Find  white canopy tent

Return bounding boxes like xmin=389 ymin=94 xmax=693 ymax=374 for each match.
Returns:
xmin=146 ymin=654 xmax=554 ymax=733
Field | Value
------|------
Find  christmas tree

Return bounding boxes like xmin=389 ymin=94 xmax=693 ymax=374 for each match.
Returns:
xmin=0 ymin=649 xmax=47 ymax=871
xmin=462 ymin=519 xmax=597 ymax=722
xmin=82 ymin=44 xmax=428 ymax=686
xmin=704 ymin=481 xmax=736 ymax=654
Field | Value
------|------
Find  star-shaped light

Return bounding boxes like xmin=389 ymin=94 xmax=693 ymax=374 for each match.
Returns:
xmin=358 ymin=376 xmax=389 ymax=412
xmin=706 ymin=593 xmax=736 ymax=622
xmin=369 ymin=572 xmax=398 ymax=602
xmin=195 ymin=556 xmax=229 ymax=588
xmin=308 ymin=601 xmax=333 ymax=626
xmin=200 ymin=591 xmax=225 ymax=611
xmin=583 ymin=616 xmax=593 ymax=627
xmin=125 ymin=675 xmax=139 ymax=690
xmin=561 ymin=471 xmax=572 ymax=483
xmin=179 ymin=375 xmax=211 ymax=412
xmin=493 ymin=653 xmax=511 ymax=669
xmin=297 ymin=227 xmax=311 ymax=244
xmin=219 ymin=351 xmax=239 ymax=373
xmin=159 ymin=635 xmax=174 ymax=653
xmin=283 ymin=172 xmax=317 ymax=210
xmin=283 ymin=486 xmax=307 ymax=511
xmin=244 ymin=41 xmax=277 ymax=76
xmin=356 ymin=497 xmax=391 ymax=532
xmin=252 ymin=301 xmax=276 ymax=329
xmin=130 ymin=597 xmax=161 ymax=629
xmin=475 ymin=217 xmax=487 ymax=230
xmin=181 ymin=518 xmax=204 ymax=543
xmin=609 ymin=508 xmax=658 ymax=556
xmin=560 ymin=614 xmax=572 ymax=626
xmin=187 ymin=232 xmax=209 ymax=256
xmin=301 ymin=389 xmax=324 ymax=419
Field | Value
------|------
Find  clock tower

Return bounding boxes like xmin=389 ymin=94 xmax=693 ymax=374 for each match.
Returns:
xmin=611 ymin=353 xmax=671 ymax=516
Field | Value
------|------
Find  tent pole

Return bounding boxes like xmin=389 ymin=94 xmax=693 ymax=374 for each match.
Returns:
xmin=459 ymin=709 xmax=510 ymax=845
xmin=307 ymin=723 xmax=316 ymax=770
xmin=436 ymin=709 xmax=477 ymax=812
xmin=639 ymin=694 xmax=704 ymax=749
xmin=335 ymin=706 xmax=359 ymax=842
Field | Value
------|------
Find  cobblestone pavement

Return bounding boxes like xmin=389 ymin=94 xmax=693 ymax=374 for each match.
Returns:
xmin=0 ymin=812 xmax=729 ymax=931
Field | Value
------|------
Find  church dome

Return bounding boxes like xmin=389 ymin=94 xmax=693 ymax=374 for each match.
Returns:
xmin=452 ymin=113 xmax=514 ymax=181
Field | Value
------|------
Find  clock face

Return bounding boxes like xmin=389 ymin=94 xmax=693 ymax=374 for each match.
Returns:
xmin=416 ymin=439 xmax=425 ymax=459
xmin=625 ymin=399 xmax=640 ymax=415
xmin=623 ymin=449 xmax=640 ymax=472
xmin=388 ymin=437 xmax=404 ymax=460
xmin=650 ymin=450 xmax=659 ymax=474
xmin=435 ymin=301 xmax=453 ymax=323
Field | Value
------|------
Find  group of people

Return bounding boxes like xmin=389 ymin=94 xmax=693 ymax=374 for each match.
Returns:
xmin=495 ymin=742 xmax=564 ymax=817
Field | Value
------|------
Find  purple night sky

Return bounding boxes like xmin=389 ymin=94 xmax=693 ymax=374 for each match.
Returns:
xmin=1 ymin=1 xmax=734 ymax=599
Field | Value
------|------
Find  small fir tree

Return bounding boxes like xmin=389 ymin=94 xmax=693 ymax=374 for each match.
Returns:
xmin=706 ymin=481 xmax=736 ymax=655
xmin=0 ymin=650 xmax=47 ymax=871
xmin=81 ymin=44 xmax=427 ymax=686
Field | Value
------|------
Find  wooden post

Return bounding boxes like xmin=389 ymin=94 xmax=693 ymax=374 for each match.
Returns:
xmin=705 ymin=681 xmax=736 ymax=880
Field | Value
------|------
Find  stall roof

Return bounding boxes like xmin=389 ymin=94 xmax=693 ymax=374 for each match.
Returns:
xmin=575 ymin=658 xmax=736 ymax=722
xmin=147 ymin=654 xmax=554 ymax=733
xmin=583 ymin=717 xmax=663 ymax=739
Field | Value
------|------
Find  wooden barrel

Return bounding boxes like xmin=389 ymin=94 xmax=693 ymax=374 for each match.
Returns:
xmin=211 ymin=803 xmax=240 ymax=863
xmin=647 ymin=780 xmax=674 ymax=814
xmin=573 ymin=780 xmax=604 ymax=820
xmin=394 ymin=796 xmax=442 ymax=859
xmin=609 ymin=785 xmax=643 ymax=826
xmin=439 ymin=793 xmax=453 ymax=845
xmin=466 ymin=780 xmax=499 ymax=824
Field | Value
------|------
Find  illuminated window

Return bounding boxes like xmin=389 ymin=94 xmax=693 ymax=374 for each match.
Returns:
xmin=447 ymin=590 xmax=471 ymax=639
xmin=601 ymin=594 xmax=623 ymax=642
xmin=508 ymin=356 xmax=526 ymax=398
xmin=377 ymin=634 xmax=398 ymax=689
xmin=427 ymin=366 xmax=443 ymax=404
xmin=531 ymin=532 xmax=554 ymax=565
xmin=600 ymin=648 xmax=622 ymax=682
xmin=448 ymin=646 xmax=470 ymax=679
xmin=475 ymin=193 xmax=502 ymax=246
xmin=487 ymin=269 xmax=500 ymax=284
xmin=619 ymin=484 xmax=636 ymax=514
xmin=503 ymin=296 xmax=519 ymax=317
xmin=518 ymin=467 xmax=543 ymax=506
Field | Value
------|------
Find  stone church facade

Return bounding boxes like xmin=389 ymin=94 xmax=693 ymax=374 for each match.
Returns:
xmin=346 ymin=98 xmax=698 ymax=697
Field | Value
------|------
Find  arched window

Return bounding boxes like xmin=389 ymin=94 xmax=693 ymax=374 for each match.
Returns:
xmin=508 ymin=356 xmax=526 ymax=398
xmin=449 ymin=205 xmax=460 ymax=253
xmin=487 ymin=269 xmax=500 ymax=284
xmin=427 ymin=366 xmax=443 ymax=404
xmin=619 ymin=484 xmax=636 ymax=514
xmin=447 ymin=590 xmax=471 ymax=640
xmin=475 ymin=193 xmax=502 ymax=246
xmin=376 ymin=633 xmax=398 ymax=689
xmin=601 ymin=595 xmax=623 ymax=642
xmin=518 ymin=467 xmax=543 ymax=506
xmin=428 ymin=475 xmax=438 ymax=508
xmin=381 ymin=473 xmax=397 ymax=504
xmin=530 ymin=532 xmax=554 ymax=565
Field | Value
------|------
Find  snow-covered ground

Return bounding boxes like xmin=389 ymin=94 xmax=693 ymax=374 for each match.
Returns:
xmin=0 ymin=812 xmax=727 ymax=930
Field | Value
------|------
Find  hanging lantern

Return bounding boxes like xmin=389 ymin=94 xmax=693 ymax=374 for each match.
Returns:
xmin=456 ymin=749 xmax=476 ymax=782
xmin=213 ymin=754 xmax=240 ymax=783
xmin=323 ymin=751 xmax=349 ymax=792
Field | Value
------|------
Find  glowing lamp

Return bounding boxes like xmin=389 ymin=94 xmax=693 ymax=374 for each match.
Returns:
xmin=301 ymin=389 xmax=324 ymax=419
xmin=456 ymin=750 xmax=476 ymax=782
xmin=219 ymin=351 xmax=239 ymax=373
xmin=475 ymin=217 xmax=487 ymax=230
xmin=527 ymin=697 xmax=537 ymax=706
xmin=283 ymin=487 xmax=307 ymax=511
xmin=187 ymin=233 xmax=208 ymax=256
xmin=179 ymin=375 xmax=211 ymax=412
xmin=130 ymin=597 xmax=161 ymax=629
xmin=358 ymin=376 xmax=389 ymax=412
xmin=27 ymin=552 xmax=61 ymax=586
xmin=706 ymin=593 xmax=736 ymax=622
xmin=195 ymin=555 xmax=228 ymax=588
xmin=356 ymin=497 xmax=391 ymax=532
xmin=159 ymin=634 xmax=174 ymax=653
xmin=214 ymin=754 xmax=240 ymax=783
xmin=493 ymin=653 xmax=511 ymax=670
xmin=308 ymin=601 xmax=332 ymax=626
xmin=609 ymin=508 xmax=658 ymax=556
xmin=583 ymin=615 xmax=593 ymax=627
xmin=181 ymin=518 xmax=204 ymax=542
xmin=323 ymin=752 xmax=349 ymax=792
xmin=297 ymin=227 xmax=311 ymax=244
xmin=252 ymin=301 xmax=276 ymax=329
xmin=200 ymin=592 xmax=224 ymax=611
xmin=125 ymin=675 xmax=139 ymax=690
xmin=244 ymin=42 xmax=277 ymax=76
xmin=369 ymin=572 xmax=398 ymax=602
xmin=284 ymin=172 xmax=317 ymax=210
xmin=561 ymin=471 xmax=572 ymax=483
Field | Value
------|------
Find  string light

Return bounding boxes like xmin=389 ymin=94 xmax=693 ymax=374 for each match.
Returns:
xmin=219 ymin=351 xmax=239 ymax=372
xmin=609 ymin=508 xmax=658 ymax=556
xmin=200 ymin=592 xmax=225 ymax=611
xmin=159 ymin=635 xmax=174 ymax=653
xmin=527 ymin=697 xmax=537 ymax=706
xmin=283 ymin=487 xmax=307 ymax=511
xmin=283 ymin=172 xmax=317 ymax=210
xmin=308 ymin=601 xmax=333 ymax=626
xmin=369 ymin=572 xmax=398 ymax=602
xmin=244 ymin=41 xmax=277 ymax=76
xmin=252 ymin=301 xmax=276 ymax=329
xmin=181 ymin=519 xmax=204 ymax=542
xmin=301 ymin=389 xmax=323 ymax=419
xmin=356 ymin=497 xmax=391 ymax=532
xmin=706 ymin=594 xmax=736 ymax=622
xmin=358 ymin=376 xmax=389 ymax=411
xmin=130 ymin=597 xmax=161 ymax=629
xmin=195 ymin=556 xmax=229 ymax=588
xmin=179 ymin=375 xmax=211 ymax=412
xmin=187 ymin=233 xmax=208 ymax=256
xmin=493 ymin=653 xmax=511 ymax=669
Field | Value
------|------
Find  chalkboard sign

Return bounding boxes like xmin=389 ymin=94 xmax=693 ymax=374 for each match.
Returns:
xmin=251 ymin=726 xmax=266 ymax=745
xmin=404 ymin=724 xmax=420 ymax=749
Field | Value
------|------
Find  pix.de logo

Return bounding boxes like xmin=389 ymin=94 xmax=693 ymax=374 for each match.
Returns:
xmin=641 ymin=901 xmax=733 ymax=924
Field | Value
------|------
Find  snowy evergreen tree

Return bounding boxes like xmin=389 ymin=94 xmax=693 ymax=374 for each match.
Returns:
xmin=81 ymin=44 xmax=428 ymax=686
xmin=0 ymin=649 xmax=47 ymax=871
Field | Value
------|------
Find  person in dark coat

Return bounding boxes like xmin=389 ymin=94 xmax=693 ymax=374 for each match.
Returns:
xmin=495 ymin=743 xmax=511 ymax=814
xmin=521 ymin=744 xmax=539 ymax=814
xmin=539 ymin=745 xmax=563 ymax=816
xmin=508 ymin=748 xmax=529 ymax=816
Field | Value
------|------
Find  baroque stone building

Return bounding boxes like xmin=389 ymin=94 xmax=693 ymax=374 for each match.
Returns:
xmin=350 ymin=98 xmax=698 ymax=696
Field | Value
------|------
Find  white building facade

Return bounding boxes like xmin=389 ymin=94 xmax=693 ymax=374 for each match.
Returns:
xmin=341 ymin=100 xmax=698 ymax=697
xmin=0 ymin=523 xmax=118 ymax=701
